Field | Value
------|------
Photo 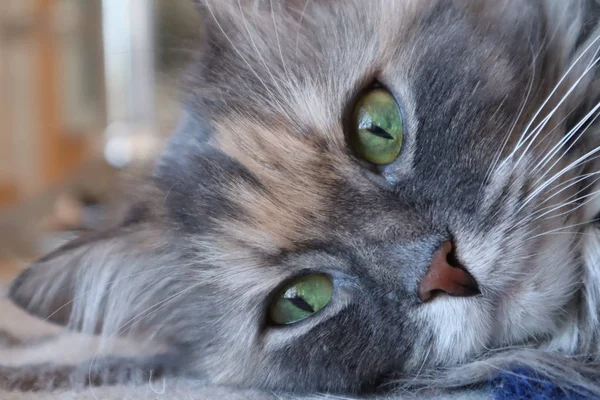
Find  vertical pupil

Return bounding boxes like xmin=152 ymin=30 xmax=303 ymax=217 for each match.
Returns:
xmin=288 ymin=296 xmax=315 ymax=313
xmin=367 ymin=124 xmax=393 ymax=140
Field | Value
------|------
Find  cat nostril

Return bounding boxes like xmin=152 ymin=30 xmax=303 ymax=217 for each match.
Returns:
xmin=446 ymin=242 xmax=463 ymax=269
xmin=418 ymin=240 xmax=480 ymax=303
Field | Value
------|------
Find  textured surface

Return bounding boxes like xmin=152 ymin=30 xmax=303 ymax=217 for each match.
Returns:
xmin=488 ymin=369 xmax=597 ymax=400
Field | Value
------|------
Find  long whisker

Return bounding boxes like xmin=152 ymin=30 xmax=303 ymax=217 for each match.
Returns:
xmin=526 ymin=220 xmax=594 ymax=242
xmin=481 ymin=74 xmax=532 ymax=195
xmin=518 ymin=150 xmax=600 ymax=214
xmin=521 ymin=140 xmax=600 ymax=209
xmin=512 ymin=32 xmax=600 ymax=152
xmin=524 ymin=172 xmax=600 ymax=215
xmin=512 ymin=53 xmax=600 ymax=168
xmin=528 ymin=186 xmax=600 ymax=224
xmin=538 ymin=189 xmax=600 ymax=222
xmin=116 ymin=283 xmax=201 ymax=335
xmin=529 ymin=101 xmax=600 ymax=179
xmin=527 ymin=104 xmax=580 ymax=166
xmin=483 ymin=37 xmax=541 ymax=187
xmin=86 ymin=282 xmax=202 ymax=394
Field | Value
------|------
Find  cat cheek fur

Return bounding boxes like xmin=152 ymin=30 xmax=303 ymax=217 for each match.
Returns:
xmin=8 ymin=0 xmax=600 ymax=396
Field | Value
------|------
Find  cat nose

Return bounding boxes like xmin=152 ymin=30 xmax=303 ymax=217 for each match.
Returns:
xmin=418 ymin=241 xmax=480 ymax=302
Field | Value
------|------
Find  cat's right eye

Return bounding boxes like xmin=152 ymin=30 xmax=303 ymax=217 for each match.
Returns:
xmin=269 ymin=274 xmax=333 ymax=325
xmin=350 ymin=88 xmax=403 ymax=165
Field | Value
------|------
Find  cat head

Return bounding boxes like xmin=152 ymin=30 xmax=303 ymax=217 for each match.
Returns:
xmin=10 ymin=0 xmax=600 ymax=394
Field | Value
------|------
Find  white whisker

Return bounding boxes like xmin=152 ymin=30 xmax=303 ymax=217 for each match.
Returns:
xmin=521 ymin=140 xmax=600 ymax=209
xmin=526 ymin=220 xmax=593 ymax=242
xmin=519 ymin=169 xmax=600 ymax=216
xmin=512 ymin=53 xmax=600 ymax=168
xmin=512 ymin=31 xmax=600 ymax=151
xmin=529 ymin=100 xmax=600 ymax=179
xmin=539 ymin=189 xmax=600 ymax=223
xmin=536 ymin=171 xmax=600 ymax=207
xmin=484 ymin=36 xmax=540 ymax=186
xmin=482 ymin=74 xmax=531 ymax=195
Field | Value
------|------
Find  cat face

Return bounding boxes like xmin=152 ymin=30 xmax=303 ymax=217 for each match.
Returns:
xmin=10 ymin=0 xmax=600 ymax=394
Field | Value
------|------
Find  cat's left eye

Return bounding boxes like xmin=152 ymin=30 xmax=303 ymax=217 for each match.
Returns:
xmin=269 ymin=274 xmax=333 ymax=325
xmin=350 ymin=88 xmax=403 ymax=165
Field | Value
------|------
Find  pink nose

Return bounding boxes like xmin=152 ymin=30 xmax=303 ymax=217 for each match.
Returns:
xmin=418 ymin=241 xmax=480 ymax=302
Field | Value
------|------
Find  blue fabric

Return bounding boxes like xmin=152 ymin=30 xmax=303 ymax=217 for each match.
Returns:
xmin=489 ymin=368 xmax=598 ymax=400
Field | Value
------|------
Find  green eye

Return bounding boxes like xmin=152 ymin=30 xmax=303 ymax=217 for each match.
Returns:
xmin=269 ymin=274 xmax=333 ymax=325
xmin=351 ymin=88 xmax=403 ymax=165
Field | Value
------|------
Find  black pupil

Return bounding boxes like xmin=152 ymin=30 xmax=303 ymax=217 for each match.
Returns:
xmin=288 ymin=296 xmax=315 ymax=313
xmin=366 ymin=125 xmax=393 ymax=140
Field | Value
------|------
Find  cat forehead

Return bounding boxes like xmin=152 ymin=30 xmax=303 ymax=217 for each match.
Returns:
xmin=188 ymin=0 xmax=544 ymax=176
xmin=191 ymin=0 xmax=543 ymax=130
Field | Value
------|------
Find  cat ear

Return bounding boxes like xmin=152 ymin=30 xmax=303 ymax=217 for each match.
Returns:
xmin=9 ymin=208 xmax=185 ymax=337
xmin=9 ymin=230 xmax=115 ymax=326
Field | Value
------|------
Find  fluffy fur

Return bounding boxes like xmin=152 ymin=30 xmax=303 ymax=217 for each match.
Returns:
xmin=6 ymin=0 xmax=600 ymax=397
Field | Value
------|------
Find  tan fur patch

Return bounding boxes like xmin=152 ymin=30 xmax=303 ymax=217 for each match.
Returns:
xmin=212 ymin=117 xmax=339 ymax=252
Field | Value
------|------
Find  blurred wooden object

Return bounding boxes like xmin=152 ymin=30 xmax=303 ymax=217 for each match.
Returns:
xmin=0 ymin=0 xmax=107 ymax=286
xmin=38 ymin=0 xmax=87 ymax=188
xmin=0 ymin=0 xmax=105 ymax=209
xmin=0 ymin=183 xmax=18 ymax=206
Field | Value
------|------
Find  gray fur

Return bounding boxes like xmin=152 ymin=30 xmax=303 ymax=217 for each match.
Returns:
xmin=6 ymin=0 xmax=600 ymax=397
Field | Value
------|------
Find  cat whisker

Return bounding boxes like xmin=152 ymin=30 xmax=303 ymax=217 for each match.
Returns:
xmin=528 ymin=231 xmax=598 ymax=240
xmin=480 ymin=81 xmax=530 ymax=196
xmin=512 ymin=52 xmax=600 ymax=170
xmin=537 ymin=190 xmax=600 ymax=223
xmin=527 ymin=99 xmax=600 ymax=183
xmin=512 ymin=31 xmax=600 ymax=153
xmin=294 ymin=0 xmax=312 ymax=59
xmin=525 ymin=220 xmax=594 ymax=242
xmin=484 ymin=38 xmax=540 ymax=186
xmin=520 ymin=134 xmax=600 ymax=210
xmin=85 ymin=282 xmax=201 ymax=395
xmin=487 ymin=17 xmax=558 ymax=182
xmin=527 ymin=104 xmax=582 ymax=170
xmin=405 ymin=343 xmax=433 ymax=390
xmin=523 ymin=174 xmax=600 ymax=220
xmin=534 ymin=171 xmax=600 ymax=209
xmin=539 ymin=180 xmax=600 ymax=217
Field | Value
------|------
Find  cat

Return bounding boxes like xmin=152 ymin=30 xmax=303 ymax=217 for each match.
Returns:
xmin=5 ymin=0 xmax=600 ymax=397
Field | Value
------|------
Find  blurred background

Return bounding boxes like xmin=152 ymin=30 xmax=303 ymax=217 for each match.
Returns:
xmin=0 ymin=0 xmax=203 ymax=287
